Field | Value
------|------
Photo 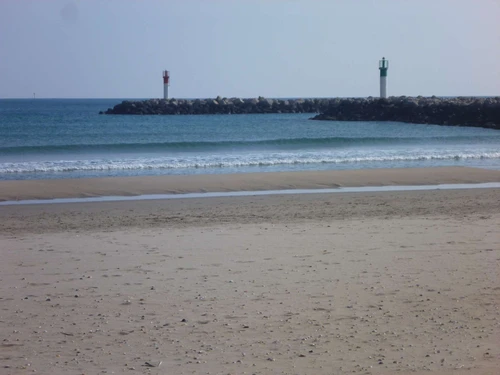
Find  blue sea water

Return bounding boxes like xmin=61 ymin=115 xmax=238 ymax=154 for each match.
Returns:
xmin=1 ymin=98 xmax=500 ymax=181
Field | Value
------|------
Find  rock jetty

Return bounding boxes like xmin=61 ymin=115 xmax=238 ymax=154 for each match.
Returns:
xmin=312 ymin=96 xmax=500 ymax=130
xmin=101 ymin=96 xmax=500 ymax=130
xmin=101 ymin=96 xmax=323 ymax=115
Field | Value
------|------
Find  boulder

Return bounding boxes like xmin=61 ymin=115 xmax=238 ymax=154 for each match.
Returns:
xmin=100 ymin=96 xmax=500 ymax=129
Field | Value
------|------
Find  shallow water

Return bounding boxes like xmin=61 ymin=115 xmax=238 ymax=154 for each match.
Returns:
xmin=1 ymin=99 xmax=500 ymax=180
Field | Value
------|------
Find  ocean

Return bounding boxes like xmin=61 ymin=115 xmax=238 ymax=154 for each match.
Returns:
xmin=1 ymin=98 xmax=500 ymax=181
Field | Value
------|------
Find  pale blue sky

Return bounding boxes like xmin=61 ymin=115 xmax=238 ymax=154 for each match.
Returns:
xmin=1 ymin=0 xmax=499 ymax=99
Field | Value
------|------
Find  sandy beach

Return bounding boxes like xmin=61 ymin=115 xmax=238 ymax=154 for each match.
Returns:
xmin=1 ymin=168 xmax=499 ymax=375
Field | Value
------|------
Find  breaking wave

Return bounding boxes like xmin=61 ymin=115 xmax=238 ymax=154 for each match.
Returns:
xmin=2 ymin=151 xmax=499 ymax=174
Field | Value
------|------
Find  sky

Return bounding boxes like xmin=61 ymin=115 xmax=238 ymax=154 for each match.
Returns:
xmin=1 ymin=0 xmax=499 ymax=99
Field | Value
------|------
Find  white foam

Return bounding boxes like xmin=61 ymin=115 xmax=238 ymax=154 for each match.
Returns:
xmin=1 ymin=151 xmax=500 ymax=174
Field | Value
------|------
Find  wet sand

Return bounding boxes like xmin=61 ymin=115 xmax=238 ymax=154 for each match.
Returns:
xmin=0 ymin=169 xmax=499 ymax=374
xmin=1 ymin=166 xmax=500 ymax=201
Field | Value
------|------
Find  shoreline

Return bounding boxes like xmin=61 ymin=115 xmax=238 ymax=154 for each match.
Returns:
xmin=1 ymin=166 xmax=500 ymax=202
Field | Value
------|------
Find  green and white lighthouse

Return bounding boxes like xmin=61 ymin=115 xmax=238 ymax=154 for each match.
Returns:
xmin=379 ymin=57 xmax=389 ymax=98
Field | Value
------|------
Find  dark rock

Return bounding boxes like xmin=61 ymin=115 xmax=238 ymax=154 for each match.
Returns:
xmin=311 ymin=96 xmax=500 ymax=130
xmin=100 ymin=96 xmax=500 ymax=129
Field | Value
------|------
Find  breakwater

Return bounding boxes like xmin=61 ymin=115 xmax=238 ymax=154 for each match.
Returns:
xmin=101 ymin=96 xmax=323 ymax=115
xmin=312 ymin=96 xmax=500 ymax=129
xmin=101 ymin=96 xmax=500 ymax=130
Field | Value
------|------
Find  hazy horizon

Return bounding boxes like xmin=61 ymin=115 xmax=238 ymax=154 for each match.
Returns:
xmin=2 ymin=95 xmax=499 ymax=101
xmin=1 ymin=0 xmax=499 ymax=99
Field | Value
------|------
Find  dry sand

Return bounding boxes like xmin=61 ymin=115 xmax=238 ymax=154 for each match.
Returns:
xmin=0 ymin=168 xmax=499 ymax=375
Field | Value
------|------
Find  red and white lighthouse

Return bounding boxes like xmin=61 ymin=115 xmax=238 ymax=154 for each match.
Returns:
xmin=163 ymin=70 xmax=170 ymax=99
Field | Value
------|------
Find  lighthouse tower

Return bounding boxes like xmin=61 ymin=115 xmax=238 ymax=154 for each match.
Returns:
xmin=379 ymin=57 xmax=389 ymax=98
xmin=163 ymin=70 xmax=170 ymax=99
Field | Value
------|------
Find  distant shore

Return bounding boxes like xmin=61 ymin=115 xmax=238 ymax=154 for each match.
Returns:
xmin=101 ymin=96 xmax=500 ymax=130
